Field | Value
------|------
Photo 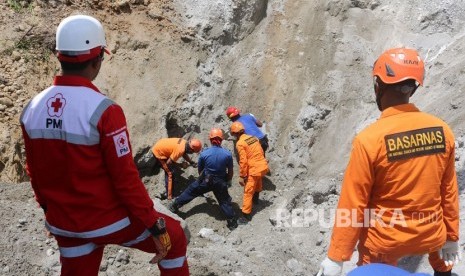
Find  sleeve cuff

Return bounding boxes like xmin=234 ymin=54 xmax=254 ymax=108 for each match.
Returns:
xmin=328 ymin=247 xmax=352 ymax=262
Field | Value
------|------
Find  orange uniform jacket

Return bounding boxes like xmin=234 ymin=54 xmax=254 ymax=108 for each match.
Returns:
xmin=152 ymin=138 xmax=187 ymax=162
xmin=328 ymin=104 xmax=459 ymax=261
xmin=236 ymin=134 xmax=269 ymax=177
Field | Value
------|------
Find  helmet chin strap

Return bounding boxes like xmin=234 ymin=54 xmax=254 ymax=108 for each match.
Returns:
xmin=374 ymin=81 xmax=383 ymax=111
xmin=376 ymin=92 xmax=383 ymax=111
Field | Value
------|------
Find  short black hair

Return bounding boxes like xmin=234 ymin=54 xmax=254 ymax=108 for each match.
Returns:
xmin=60 ymin=59 xmax=93 ymax=71
xmin=378 ymin=78 xmax=417 ymax=95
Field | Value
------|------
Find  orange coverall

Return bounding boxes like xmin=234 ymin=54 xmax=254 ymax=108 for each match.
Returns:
xmin=236 ymin=134 xmax=269 ymax=214
xmin=328 ymin=104 xmax=459 ymax=272
xmin=152 ymin=138 xmax=187 ymax=199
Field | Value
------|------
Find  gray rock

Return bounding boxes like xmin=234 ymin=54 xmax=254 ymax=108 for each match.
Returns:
xmin=198 ymin=228 xmax=225 ymax=243
xmin=286 ymin=258 xmax=304 ymax=275
xmin=115 ymin=249 xmax=130 ymax=264
xmin=147 ymin=5 xmax=164 ymax=20
xmin=46 ymin=248 xmax=55 ymax=256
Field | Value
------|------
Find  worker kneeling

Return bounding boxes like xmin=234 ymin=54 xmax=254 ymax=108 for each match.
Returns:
xmin=169 ymin=128 xmax=239 ymax=230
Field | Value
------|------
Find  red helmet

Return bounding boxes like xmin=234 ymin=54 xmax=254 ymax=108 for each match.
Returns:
xmin=230 ymin=122 xmax=244 ymax=134
xmin=189 ymin=139 xmax=202 ymax=153
xmin=226 ymin=106 xmax=240 ymax=118
xmin=372 ymin=48 xmax=424 ymax=86
xmin=209 ymin=128 xmax=224 ymax=140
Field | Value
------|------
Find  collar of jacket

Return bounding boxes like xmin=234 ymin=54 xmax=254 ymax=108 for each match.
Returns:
xmin=53 ymin=75 xmax=101 ymax=93
xmin=380 ymin=103 xmax=419 ymax=119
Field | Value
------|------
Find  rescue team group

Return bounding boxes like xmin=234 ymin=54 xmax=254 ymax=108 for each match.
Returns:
xmin=18 ymin=14 xmax=460 ymax=276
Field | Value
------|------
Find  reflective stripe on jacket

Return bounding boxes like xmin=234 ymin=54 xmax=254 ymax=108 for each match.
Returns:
xmin=236 ymin=134 xmax=269 ymax=177
xmin=21 ymin=75 xmax=158 ymax=234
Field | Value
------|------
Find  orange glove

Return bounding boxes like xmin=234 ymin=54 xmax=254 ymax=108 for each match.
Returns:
xmin=150 ymin=232 xmax=172 ymax=264
xmin=148 ymin=217 xmax=172 ymax=264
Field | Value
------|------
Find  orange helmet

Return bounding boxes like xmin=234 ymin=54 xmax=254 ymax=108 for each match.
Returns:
xmin=209 ymin=128 xmax=224 ymax=140
xmin=372 ymin=48 xmax=424 ymax=86
xmin=230 ymin=122 xmax=244 ymax=134
xmin=226 ymin=106 xmax=240 ymax=118
xmin=189 ymin=139 xmax=202 ymax=153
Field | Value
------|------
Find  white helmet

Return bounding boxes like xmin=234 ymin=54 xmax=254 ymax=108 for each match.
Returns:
xmin=56 ymin=15 xmax=107 ymax=54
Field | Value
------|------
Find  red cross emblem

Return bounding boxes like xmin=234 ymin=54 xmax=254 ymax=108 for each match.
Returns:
xmin=47 ymin=93 xmax=66 ymax=117
xmin=113 ymin=131 xmax=130 ymax=157
xmin=118 ymin=136 xmax=126 ymax=148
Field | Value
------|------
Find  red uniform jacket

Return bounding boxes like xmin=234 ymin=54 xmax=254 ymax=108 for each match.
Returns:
xmin=20 ymin=75 xmax=157 ymax=238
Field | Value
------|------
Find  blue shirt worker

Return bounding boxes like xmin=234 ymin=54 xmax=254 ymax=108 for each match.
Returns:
xmin=169 ymin=128 xmax=238 ymax=230
xmin=226 ymin=106 xmax=269 ymax=153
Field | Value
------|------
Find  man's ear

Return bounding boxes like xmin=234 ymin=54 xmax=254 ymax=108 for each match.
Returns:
xmin=400 ymin=85 xmax=414 ymax=95
xmin=91 ymin=57 xmax=101 ymax=69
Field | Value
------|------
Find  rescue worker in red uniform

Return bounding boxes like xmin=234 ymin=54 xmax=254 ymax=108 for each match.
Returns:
xmin=318 ymin=48 xmax=460 ymax=276
xmin=230 ymin=122 xmax=269 ymax=224
xmin=20 ymin=15 xmax=189 ymax=276
xmin=151 ymin=138 xmax=202 ymax=200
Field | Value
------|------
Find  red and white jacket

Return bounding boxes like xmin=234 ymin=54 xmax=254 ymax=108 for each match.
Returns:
xmin=20 ymin=75 xmax=157 ymax=238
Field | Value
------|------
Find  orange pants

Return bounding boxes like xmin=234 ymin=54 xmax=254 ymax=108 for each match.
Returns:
xmin=158 ymin=158 xmax=173 ymax=199
xmin=357 ymin=243 xmax=452 ymax=272
xmin=242 ymin=175 xmax=263 ymax=214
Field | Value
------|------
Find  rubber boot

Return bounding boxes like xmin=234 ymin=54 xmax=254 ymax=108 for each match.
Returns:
xmin=434 ymin=271 xmax=452 ymax=276
xmin=252 ymin=192 xmax=260 ymax=204
xmin=237 ymin=213 xmax=251 ymax=225
xmin=168 ymin=200 xmax=179 ymax=213
xmin=158 ymin=191 xmax=168 ymax=200
xmin=227 ymin=218 xmax=238 ymax=230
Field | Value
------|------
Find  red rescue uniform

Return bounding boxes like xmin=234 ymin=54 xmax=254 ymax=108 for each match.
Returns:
xmin=21 ymin=76 xmax=189 ymax=275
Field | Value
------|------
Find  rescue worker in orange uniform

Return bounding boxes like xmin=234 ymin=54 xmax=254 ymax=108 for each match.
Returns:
xmin=318 ymin=48 xmax=460 ymax=276
xmin=230 ymin=122 xmax=269 ymax=224
xmin=152 ymin=138 xmax=202 ymax=200
xmin=20 ymin=15 xmax=188 ymax=276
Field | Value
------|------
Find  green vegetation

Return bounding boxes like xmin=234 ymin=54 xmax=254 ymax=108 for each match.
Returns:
xmin=2 ymin=34 xmax=53 ymax=63
xmin=8 ymin=0 xmax=33 ymax=13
